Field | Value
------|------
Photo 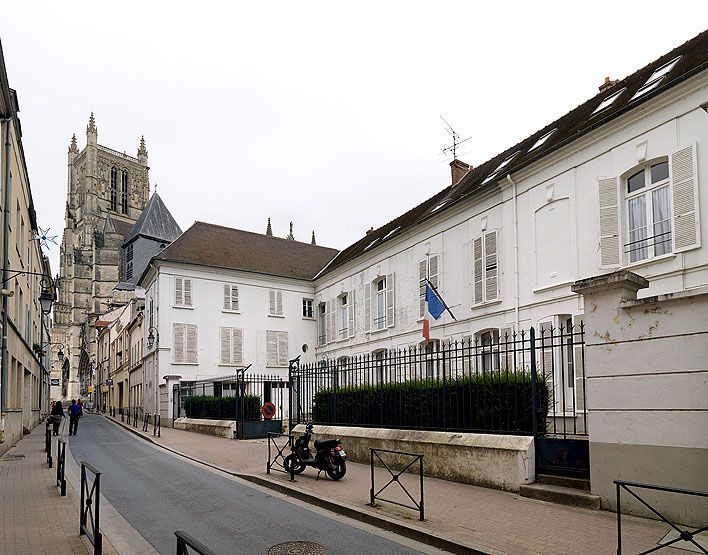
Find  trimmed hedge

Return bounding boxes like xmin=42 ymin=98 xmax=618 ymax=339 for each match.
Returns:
xmin=312 ymin=372 xmax=549 ymax=434
xmin=183 ymin=395 xmax=261 ymax=420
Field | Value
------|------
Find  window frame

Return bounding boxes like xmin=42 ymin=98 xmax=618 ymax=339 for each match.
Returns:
xmin=302 ymin=298 xmax=314 ymax=320
xmin=174 ymin=276 xmax=194 ymax=308
xmin=373 ymin=277 xmax=387 ymax=331
xmin=338 ymin=293 xmax=349 ymax=339
xmin=222 ymin=283 xmax=240 ymax=313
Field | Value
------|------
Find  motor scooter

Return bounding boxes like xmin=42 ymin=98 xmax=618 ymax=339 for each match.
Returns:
xmin=284 ymin=422 xmax=347 ymax=480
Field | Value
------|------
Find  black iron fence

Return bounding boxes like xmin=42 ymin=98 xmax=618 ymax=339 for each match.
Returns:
xmin=154 ymin=414 xmax=161 ymax=437
xmin=80 ymin=461 xmax=102 ymax=555
xmin=45 ymin=421 xmax=53 ymax=467
xmin=615 ymin=480 xmax=708 ymax=554
xmin=175 ymin=531 xmax=218 ymax=555
xmin=370 ymin=448 xmax=424 ymax=521
xmin=56 ymin=438 xmax=66 ymax=496
xmin=266 ymin=432 xmax=294 ymax=480
xmin=290 ymin=325 xmax=586 ymax=438
xmin=174 ymin=372 xmax=286 ymax=439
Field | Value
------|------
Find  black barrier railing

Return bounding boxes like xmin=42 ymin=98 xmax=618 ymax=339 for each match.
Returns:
xmin=56 ymin=438 xmax=67 ymax=496
xmin=175 ymin=531 xmax=219 ymax=555
xmin=45 ymin=421 xmax=53 ymax=467
xmin=143 ymin=412 xmax=151 ymax=432
xmin=615 ymin=480 xmax=708 ymax=554
xmin=266 ymin=432 xmax=294 ymax=481
xmin=80 ymin=461 xmax=103 ymax=555
xmin=370 ymin=448 xmax=424 ymax=521
xmin=154 ymin=414 xmax=161 ymax=437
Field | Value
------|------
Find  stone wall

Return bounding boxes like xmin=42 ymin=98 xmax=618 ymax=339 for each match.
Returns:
xmin=572 ymin=271 xmax=708 ymax=527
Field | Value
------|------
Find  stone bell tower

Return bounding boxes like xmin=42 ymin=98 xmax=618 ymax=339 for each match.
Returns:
xmin=52 ymin=113 xmax=151 ymax=400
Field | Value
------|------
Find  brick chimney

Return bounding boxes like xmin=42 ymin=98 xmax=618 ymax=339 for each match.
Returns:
xmin=599 ymin=76 xmax=619 ymax=93
xmin=450 ymin=159 xmax=472 ymax=186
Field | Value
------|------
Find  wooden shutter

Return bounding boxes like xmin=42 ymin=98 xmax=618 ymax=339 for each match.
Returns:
xmin=429 ymin=255 xmax=439 ymax=288
xmin=671 ymin=144 xmax=700 ymax=252
xmin=485 ymin=232 xmax=498 ymax=301
xmin=277 ymin=331 xmax=288 ymax=366
xmin=186 ymin=324 xmax=198 ymax=363
xmin=276 ymin=291 xmax=283 ymax=315
xmin=347 ymin=290 xmax=355 ymax=338
xmin=573 ymin=315 xmax=585 ymax=412
xmin=231 ymin=285 xmax=239 ymax=311
xmin=232 ymin=328 xmax=243 ymax=365
xmin=175 ymin=277 xmax=183 ymax=306
xmin=219 ymin=327 xmax=231 ymax=364
xmin=364 ymin=283 xmax=371 ymax=332
xmin=329 ymin=299 xmax=336 ymax=341
xmin=473 ymin=237 xmax=483 ymax=304
xmin=598 ymin=177 xmax=621 ymax=267
xmin=537 ymin=320 xmax=555 ymax=408
xmin=418 ymin=260 xmax=427 ymax=318
xmin=223 ymin=284 xmax=231 ymax=310
xmin=324 ymin=300 xmax=331 ymax=343
xmin=183 ymin=279 xmax=193 ymax=307
xmin=269 ymin=290 xmax=276 ymax=315
xmin=499 ymin=326 xmax=513 ymax=370
xmin=173 ymin=323 xmax=185 ymax=363
xmin=386 ymin=273 xmax=395 ymax=328
xmin=266 ymin=331 xmax=277 ymax=366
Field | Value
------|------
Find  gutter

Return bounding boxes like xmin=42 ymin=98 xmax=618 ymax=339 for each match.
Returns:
xmin=506 ymin=175 xmax=520 ymax=332
xmin=0 ymin=117 xmax=11 ymax=423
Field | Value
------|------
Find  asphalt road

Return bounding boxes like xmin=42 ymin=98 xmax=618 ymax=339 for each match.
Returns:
xmin=68 ymin=415 xmax=437 ymax=555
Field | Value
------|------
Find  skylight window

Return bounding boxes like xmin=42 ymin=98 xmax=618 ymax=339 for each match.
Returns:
xmin=364 ymin=237 xmax=381 ymax=251
xmin=382 ymin=226 xmax=401 ymax=241
xmin=481 ymin=151 xmax=519 ymax=185
xmin=630 ymin=56 xmax=681 ymax=101
xmin=430 ymin=200 xmax=449 ymax=213
xmin=529 ymin=128 xmax=556 ymax=151
xmin=592 ymin=88 xmax=626 ymax=115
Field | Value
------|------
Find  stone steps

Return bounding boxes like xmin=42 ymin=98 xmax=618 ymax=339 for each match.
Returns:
xmin=535 ymin=473 xmax=592 ymax=491
xmin=519 ymin=481 xmax=601 ymax=510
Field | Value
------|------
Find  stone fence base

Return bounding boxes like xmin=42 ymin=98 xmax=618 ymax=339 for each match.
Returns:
xmin=174 ymin=417 xmax=236 ymax=439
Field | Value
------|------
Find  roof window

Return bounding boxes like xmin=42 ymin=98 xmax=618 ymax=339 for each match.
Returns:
xmin=364 ymin=237 xmax=381 ymax=252
xmin=529 ymin=128 xmax=557 ymax=151
xmin=481 ymin=151 xmax=519 ymax=185
xmin=591 ymin=88 xmax=626 ymax=115
xmin=382 ymin=226 xmax=401 ymax=241
xmin=630 ymin=56 xmax=682 ymax=101
xmin=430 ymin=199 xmax=449 ymax=213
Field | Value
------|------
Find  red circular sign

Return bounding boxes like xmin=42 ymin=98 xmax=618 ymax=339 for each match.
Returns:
xmin=261 ymin=402 xmax=276 ymax=420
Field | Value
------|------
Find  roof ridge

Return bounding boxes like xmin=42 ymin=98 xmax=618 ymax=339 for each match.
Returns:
xmin=193 ymin=221 xmax=338 ymax=251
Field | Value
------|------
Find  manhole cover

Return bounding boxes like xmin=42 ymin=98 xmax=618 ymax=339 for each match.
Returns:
xmin=2 ymin=454 xmax=25 ymax=460
xmin=268 ymin=541 xmax=324 ymax=555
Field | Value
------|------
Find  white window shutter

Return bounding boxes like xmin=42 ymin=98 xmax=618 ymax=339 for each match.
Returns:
xmin=670 ymin=143 xmax=700 ymax=252
xmin=269 ymin=290 xmax=276 ymax=315
xmin=173 ymin=323 xmax=185 ymax=363
xmin=386 ymin=273 xmax=395 ymax=328
xmin=418 ymin=260 xmax=427 ymax=318
xmin=537 ymin=320 xmax=554 ymax=387
xmin=277 ymin=331 xmax=288 ymax=366
xmin=223 ymin=284 xmax=231 ymax=310
xmin=183 ymin=279 xmax=193 ymax=307
xmin=485 ymin=231 xmax=498 ymax=301
xmin=266 ymin=331 xmax=277 ymax=366
xmin=219 ymin=327 xmax=231 ymax=364
xmin=186 ymin=324 xmax=198 ymax=363
xmin=328 ymin=299 xmax=336 ymax=341
xmin=276 ymin=291 xmax=283 ymax=315
xmin=231 ymin=285 xmax=239 ymax=311
xmin=598 ymin=177 xmax=621 ymax=267
xmin=364 ymin=283 xmax=371 ymax=332
xmin=347 ymin=290 xmax=355 ymax=338
xmin=473 ymin=237 xmax=483 ymax=304
xmin=429 ymin=255 xmax=439 ymax=289
xmin=324 ymin=300 xmax=331 ymax=343
xmin=232 ymin=328 xmax=243 ymax=365
xmin=175 ymin=277 xmax=183 ymax=306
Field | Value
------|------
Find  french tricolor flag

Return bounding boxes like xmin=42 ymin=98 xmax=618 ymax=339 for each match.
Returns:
xmin=423 ymin=281 xmax=446 ymax=344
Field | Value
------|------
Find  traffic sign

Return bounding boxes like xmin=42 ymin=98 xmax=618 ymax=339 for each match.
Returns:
xmin=261 ymin=402 xmax=276 ymax=420
xmin=106 ymin=379 xmax=113 ymax=386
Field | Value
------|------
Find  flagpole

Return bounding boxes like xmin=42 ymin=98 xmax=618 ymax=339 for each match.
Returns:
xmin=425 ymin=278 xmax=457 ymax=321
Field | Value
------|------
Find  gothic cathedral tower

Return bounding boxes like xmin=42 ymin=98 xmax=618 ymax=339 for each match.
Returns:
xmin=52 ymin=114 xmax=150 ymax=400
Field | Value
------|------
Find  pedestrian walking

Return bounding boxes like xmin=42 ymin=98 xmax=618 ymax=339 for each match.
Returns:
xmin=50 ymin=400 xmax=64 ymax=435
xmin=68 ymin=399 xmax=81 ymax=436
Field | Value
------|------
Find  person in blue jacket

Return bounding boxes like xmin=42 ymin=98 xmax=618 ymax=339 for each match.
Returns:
xmin=68 ymin=399 xmax=81 ymax=436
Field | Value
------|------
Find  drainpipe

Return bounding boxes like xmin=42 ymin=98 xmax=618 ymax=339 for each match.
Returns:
xmin=1 ymin=117 xmax=12 ymax=428
xmin=506 ymin=174 xmax=520 ymax=332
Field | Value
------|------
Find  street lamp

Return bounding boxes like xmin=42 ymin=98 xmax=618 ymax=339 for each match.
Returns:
xmin=38 ymin=285 xmax=54 ymax=315
xmin=147 ymin=326 xmax=159 ymax=349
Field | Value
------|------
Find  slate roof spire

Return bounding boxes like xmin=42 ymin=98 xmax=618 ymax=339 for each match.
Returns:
xmin=311 ymin=230 xmax=316 ymax=245
xmin=123 ymin=192 xmax=182 ymax=246
xmin=266 ymin=217 xmax=273 ymax=237
xmin=286 ymin=221 xmax=295 ymax=240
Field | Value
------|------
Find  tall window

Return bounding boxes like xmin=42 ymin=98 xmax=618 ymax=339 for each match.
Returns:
xmin=473 ymin=231 xmax=498 ymax=304
xmin=126 ymin=243 xmax=133 ymax=281
xmin=339 ymin=294 xmax=348 ymax=338
xmin=626 ymin=160 xmax=671 ymax=263
xmin=174 ymin=277 xmax=193 ymax=307
xmin=477 ymin=329 xmax=500 ymax=373
xmin=302 ymin=298 xmax=313 ymax=319
xmin=121 ymin=170 xmax=129 ymax=214
xmin=223 ymin=284 xmax=239 ymax=311
xmin=268 ymin=290 xmax=283 ymax=316
xmin=266 ymin=330 xmax=288 ymax=367
xmin=317 ymin=303 xmax=326 ymax=346
xmin=374 ymin=277 xmax=386 ymax=330
xmin=173 ymin=323 xmax=198 ymax=364
xmin=110 ymin=167 xmax=118 ymax=211
xmin=419 ymin=255 xmax=439 ymax=317
xmin=219 ymin=327 xmax=243 ymax=365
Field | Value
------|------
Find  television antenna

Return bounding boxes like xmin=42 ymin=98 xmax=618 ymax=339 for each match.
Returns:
xmin=440 ymin=115 xmax=472 ymax=160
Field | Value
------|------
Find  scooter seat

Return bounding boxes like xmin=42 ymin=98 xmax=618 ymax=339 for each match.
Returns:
xmin=314 ymin=438 xmax=340 ymax=450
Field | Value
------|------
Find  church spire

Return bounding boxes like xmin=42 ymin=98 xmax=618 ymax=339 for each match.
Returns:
xmin=286 ymin=221 xmax=295 ymax=241
xmin=266 ymin=217 xmax=273 ymax=236
xmin=138 ymin=135 xmax=148 ymax=156
xmin=87 ymin=112 xmax=96 ymax=134
xmin=311 ymin=230 xmax=316 ymax=245
xmin=68 ymin=133 xmax=78 ymax=154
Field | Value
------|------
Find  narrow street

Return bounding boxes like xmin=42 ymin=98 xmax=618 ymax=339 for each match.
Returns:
xmin=68 ymin=415 xmax=443 ymax=554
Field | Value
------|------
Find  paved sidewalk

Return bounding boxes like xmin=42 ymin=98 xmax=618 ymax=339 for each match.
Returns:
xmin=107 ymin=414 xmax=702 ymax=555
xmin=0 ymin=421 xmax=117 ymax=555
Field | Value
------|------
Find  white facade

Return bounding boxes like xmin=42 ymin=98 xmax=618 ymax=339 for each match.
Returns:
xmin=313 ymin=74 xmax=708 ymax=361
xmin=142 ymin=262 xmax=319 ymax=420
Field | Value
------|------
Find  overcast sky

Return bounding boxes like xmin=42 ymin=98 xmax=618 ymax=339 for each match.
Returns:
xmin=1 ymin=2 xmax=706 ymax=273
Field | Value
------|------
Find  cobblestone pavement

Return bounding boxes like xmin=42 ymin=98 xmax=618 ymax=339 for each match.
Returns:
xmin=0 ymin=421 xmax=117 ymax=555
xmin=108 ymin=414 xmax=700 ymax=555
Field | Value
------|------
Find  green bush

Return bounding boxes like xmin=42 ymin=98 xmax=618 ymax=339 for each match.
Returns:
xmin=312 ymin=372 xmax=548 ymax=434
xmin=183 ymin=395 xmax=261 ymax=420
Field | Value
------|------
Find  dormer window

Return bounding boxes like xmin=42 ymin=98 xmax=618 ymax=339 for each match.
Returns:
xmin=630 ymin=56 xmax=681 ymax=101
xmin=481 ymin=151 xmax=519 ymax=185
xmin=591 ymin=88 xmax=626 ymax=115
